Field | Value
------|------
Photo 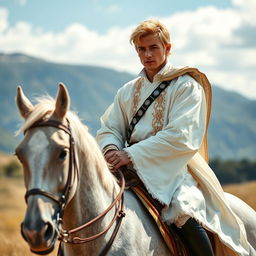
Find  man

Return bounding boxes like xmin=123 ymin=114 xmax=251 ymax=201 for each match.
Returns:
xmin=96 ymin=19 xmax=249 ymax=255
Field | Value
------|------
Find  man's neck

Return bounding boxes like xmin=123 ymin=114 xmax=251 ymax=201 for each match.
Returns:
xmin=144 ymin=61 xmax=167 ymax=82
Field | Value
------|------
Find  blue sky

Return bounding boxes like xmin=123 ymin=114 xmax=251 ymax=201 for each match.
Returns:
xmin=0 ymin=0 xmax=256 ymax=99
xmin=2 ymin=0 xmax=232 ymax=33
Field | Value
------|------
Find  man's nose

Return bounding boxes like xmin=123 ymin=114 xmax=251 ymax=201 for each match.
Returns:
xmin=145 ymin=49 xmax=152 ymax=57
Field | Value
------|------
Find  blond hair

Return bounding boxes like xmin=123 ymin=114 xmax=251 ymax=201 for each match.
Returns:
xmin=130 ymin=19 xmax=170 ymax=46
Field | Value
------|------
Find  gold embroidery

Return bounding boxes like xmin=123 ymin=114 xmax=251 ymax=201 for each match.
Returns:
xmin=131 ymin=78 xmax=143 ymax=118
xmin=151 ymin=90 xmax=167 ymax=135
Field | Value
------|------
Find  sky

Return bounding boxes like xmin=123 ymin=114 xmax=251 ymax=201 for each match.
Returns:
xmin=0 ymin=0 xmax=256 ymax=99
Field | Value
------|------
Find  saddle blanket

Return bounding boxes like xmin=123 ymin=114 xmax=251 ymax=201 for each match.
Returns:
xmin=131 ymin=186 xmax=190 ymax=256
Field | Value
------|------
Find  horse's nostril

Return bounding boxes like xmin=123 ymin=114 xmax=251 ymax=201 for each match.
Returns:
xmin=44 ymin=222 xmax=54 ymax=241
xmin=21 ymin=219 xmax=56 ymax=246
xmin=20 ymin=222 xmax=29 ymax=242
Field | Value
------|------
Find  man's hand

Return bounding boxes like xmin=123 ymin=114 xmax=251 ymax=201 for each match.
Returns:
xmin=104 ymin=149 xmax=131 ymax=170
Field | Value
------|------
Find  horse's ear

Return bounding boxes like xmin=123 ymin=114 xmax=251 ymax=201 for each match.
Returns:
xmin=16 ymin=86 xmax=34 ymax=119
xmin=54 ymin=83 xmax=70 ymax=120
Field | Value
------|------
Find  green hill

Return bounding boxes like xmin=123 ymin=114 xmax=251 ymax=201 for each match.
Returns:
xmin=0 ymin=52 xmax=255 ymax=160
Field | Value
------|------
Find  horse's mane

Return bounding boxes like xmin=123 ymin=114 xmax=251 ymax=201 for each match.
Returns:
xmin=17 ymin=95 xmax=113 ymax=192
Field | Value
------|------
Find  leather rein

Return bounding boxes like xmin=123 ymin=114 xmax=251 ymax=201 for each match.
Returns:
xmin=23 ymin=119 xmax=126 ymax=256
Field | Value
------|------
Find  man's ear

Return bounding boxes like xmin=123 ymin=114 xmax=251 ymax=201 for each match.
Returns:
xmin=166 ymin=43 xmax=171 ymax=55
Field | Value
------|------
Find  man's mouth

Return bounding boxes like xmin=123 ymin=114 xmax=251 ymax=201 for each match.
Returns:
xmin=145 ymin=60 xmax=154 ymax=64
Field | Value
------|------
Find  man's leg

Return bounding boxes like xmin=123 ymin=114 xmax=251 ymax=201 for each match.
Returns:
xmin=172 ymin=218 xmax=214 ymax=256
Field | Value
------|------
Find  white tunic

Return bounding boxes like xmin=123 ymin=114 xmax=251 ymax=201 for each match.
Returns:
xmin=96 ymin=63 xmax=250 ymax=255
xmin=97 ymin=63 xmax=206 ymax=207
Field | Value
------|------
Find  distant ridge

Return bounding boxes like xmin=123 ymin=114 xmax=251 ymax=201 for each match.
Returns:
xmin=0 ymin=52 xmax=45 ymax=63
xmin=0 ymin=52 xmax=255 ymax=160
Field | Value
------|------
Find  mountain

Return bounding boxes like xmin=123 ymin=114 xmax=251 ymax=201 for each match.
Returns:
xmin=0 ymin=53 xmax=255 ymax=160
xmin=209 ymin=87 xmax=256 ymax=159
xmin=0 ymin=52 xmax=133 ymax=134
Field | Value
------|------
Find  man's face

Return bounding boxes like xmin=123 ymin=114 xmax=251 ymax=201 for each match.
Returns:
xmin=135 ymin=33 xmax=171 ymax=77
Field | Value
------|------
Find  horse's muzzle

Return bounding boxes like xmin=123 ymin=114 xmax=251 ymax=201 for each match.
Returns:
xmin=21 ymin=221 xmax=57 ymax=255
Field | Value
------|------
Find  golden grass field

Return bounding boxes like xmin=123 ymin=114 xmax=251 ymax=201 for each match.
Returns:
xmin=0 ymin=153 xmax=57 ymax=256
xmin=0 ymin=153 xmax=255 ymax=255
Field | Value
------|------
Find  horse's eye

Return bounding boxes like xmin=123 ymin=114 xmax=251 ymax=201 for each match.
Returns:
xmin=59 ymin=150 xmax=67 ymax=160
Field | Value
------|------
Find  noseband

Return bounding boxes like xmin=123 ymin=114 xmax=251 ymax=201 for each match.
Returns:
xmin=22 ymin=119 xmax=126 ymax=256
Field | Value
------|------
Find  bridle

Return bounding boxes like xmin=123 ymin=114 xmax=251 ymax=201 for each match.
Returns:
xmin=21 ymin=119 xmax=126 ymax=256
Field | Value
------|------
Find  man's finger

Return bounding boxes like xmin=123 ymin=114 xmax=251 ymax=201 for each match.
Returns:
xmin=105 ymin=151 xmax=118 ymax=162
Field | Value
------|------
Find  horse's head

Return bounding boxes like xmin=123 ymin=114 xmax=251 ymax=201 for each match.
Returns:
xmin=15 ymin=83 xmax=78 ymax=254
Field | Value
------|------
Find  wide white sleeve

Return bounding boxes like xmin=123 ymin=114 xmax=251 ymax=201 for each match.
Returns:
xmin=96 ymin=89 xmax=128 ymax=151
xmin=124 ymin=80 xmax=207 ymax=203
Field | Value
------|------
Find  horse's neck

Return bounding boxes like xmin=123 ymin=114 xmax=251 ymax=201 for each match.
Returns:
xmin=63 ymin=156 xmax=118 ymax=233
xmin=62 ymin=158 xmax=119 ymax=255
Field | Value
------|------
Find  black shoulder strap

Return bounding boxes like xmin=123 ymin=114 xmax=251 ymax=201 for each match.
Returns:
xmin=127 ymin=80 xmax=171 ymax=144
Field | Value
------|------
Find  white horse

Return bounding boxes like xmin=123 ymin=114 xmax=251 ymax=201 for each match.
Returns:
xmin=15 ymin=83 xmax=256 ymax=256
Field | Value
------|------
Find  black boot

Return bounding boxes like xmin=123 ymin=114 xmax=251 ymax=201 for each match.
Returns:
xmin=171 ymin=218 xmax=214 ymax=256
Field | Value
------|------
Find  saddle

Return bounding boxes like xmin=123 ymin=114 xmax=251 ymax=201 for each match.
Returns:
xmin=119 ymin=167 xmax=190 ymax=256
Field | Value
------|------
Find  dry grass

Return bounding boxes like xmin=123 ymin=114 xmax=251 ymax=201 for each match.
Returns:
xmin=0 ymin=178 xmax=57 ymax=256
xmin=0 ymin=178 xmax=28 ymax=256
xmin=0 ymin=152 xmax=17 ymax=165
xmin=223 ymin=181 xmax=256 ymax=210
xmin=0 ymin=153 xmax=57 ymax=255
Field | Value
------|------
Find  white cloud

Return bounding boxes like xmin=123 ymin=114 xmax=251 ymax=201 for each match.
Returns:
xmin=206 ymin=70 xmax=256 ymax=99
xmin=0 ymin=8 xmax=8 ymax=32
xmin=0 ymin=11 xmax=137 ymax=71
xmin=232 ymin=0 xmax=256 ymax=25
xmin=161 ymin=3 xmax=256 ymax=99
xmin=0 ymin=2 xmax=255 ymax=99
